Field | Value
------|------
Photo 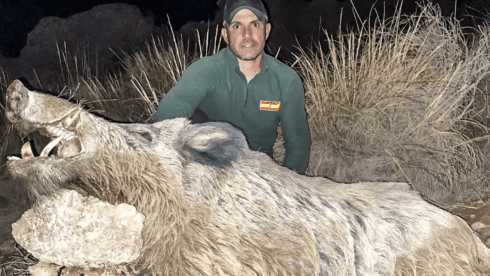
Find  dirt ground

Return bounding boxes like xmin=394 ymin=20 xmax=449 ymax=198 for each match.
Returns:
xmin=0 ymin=177 xmax=30 ymax=273
xmin=450 ymin=195 xmax=490 ymax=245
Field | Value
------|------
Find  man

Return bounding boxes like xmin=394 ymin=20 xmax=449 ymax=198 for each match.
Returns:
xmin=153 ymin=0 xmax=311 ymax=174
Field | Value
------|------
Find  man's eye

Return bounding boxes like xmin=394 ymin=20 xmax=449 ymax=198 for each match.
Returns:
xmin=232 ymin=25 xmax=240 ymax=29
xmin=254 ymin=23 xmax=260 ymax=27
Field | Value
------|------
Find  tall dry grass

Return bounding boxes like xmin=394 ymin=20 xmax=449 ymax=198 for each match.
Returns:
xmin=41 ymin=42 xmax=152 ymax=123
xmin=122 ymin=25 xmax=223 ymax=118
xmin=0 ymin=70 xmax=23 ymax=177
xmin=290 ymin=2 xmax=490 ymax=204
xmin=47 ymin=25 xmax=223 ymax=123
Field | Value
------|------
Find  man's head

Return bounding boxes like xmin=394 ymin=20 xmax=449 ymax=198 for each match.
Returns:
xmin=223 ymin=0 xmax=268 ymax=26
xmin=222 ymin=0 xmax=271 ymax=61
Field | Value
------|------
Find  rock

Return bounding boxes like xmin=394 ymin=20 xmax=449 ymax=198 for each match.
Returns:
xmin=21 ymin=17 xmax=68 ymax=70
xmin=12 ymin=189 xmax=144 ymax=267
xmin=4 ymin=3 xmax=159 ymax=88
xmin=482 ymin=228 xmax=490 ymax=239
xmin=471 ymin=221 xmax=487 ymax=231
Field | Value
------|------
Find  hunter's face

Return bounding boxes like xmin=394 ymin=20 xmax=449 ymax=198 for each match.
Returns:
xmin=222 ymin=9 xmax=271 ymax=61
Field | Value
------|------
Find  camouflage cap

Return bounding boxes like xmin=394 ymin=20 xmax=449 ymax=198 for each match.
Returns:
xmin=223 ymin=0 xmax=268 ymax=25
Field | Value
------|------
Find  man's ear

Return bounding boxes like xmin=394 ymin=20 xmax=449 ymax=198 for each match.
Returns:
xmin=265 ymin=22 xmax=271 ymax=40
xmin=221 ymin=27 xmax=229 ymax=44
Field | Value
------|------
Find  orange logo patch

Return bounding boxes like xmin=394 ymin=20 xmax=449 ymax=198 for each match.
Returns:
xmin=259 ymin=100 xmax=281 ymax=111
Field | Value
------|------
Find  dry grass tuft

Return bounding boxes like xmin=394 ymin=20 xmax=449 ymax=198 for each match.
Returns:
xmin=0 ymin=70 xmax=23 ymax=177
xmin=47 ymin=24 xmax=223 ymax=124
xmin=121 ymin=25 xmax=223 ymax=119
xmin=290 ymin=2 xmax=490 ymax=204
xmin=0 ymin=69 xmax=11 ymax=158
xmin=0 ymin=243 xmax=37 ymax=276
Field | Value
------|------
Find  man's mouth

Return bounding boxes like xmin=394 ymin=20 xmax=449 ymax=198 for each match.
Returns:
xmin=240 ymin=40 xmax=257 ymax=48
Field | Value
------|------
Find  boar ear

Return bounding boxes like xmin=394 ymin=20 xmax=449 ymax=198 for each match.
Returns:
xmin=178 ymin=122 xmax=248 ymax=168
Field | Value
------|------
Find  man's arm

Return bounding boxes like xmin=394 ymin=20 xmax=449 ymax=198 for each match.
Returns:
xmin=153 ymin=58 xmax=216 ymax=122
xmin=280 ymin=74 xmax=311 ymax=174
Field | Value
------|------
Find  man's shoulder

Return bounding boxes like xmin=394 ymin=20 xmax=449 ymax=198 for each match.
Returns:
xmin=187 ymin=49 xmax=226 ymax=72
xmin=264 ymin=54 xmax=301 ymax=81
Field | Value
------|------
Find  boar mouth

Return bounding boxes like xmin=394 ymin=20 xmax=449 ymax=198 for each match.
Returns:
xmin=5 ymin=80 xmax=85 ymax=162
xmin=7 ymin=109 xmax=83 ymax=161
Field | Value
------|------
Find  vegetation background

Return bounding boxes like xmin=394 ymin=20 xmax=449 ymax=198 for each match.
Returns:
xmin=1 ymin=2 xmax=490 ymax=208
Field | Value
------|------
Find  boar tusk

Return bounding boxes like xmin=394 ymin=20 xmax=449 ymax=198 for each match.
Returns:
xmin=40 ymin=136 xmax=64 ymax=157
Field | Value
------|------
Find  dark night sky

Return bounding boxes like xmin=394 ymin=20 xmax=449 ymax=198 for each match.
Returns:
xmin=0 ymin=0 xmax=489 ymax=59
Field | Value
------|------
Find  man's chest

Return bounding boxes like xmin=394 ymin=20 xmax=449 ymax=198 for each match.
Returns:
xmin=200 ymin=78 xmax=283 ymax=129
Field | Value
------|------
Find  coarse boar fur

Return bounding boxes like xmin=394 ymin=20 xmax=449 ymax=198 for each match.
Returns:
xmin=5 ymin=79 xmax=490 ymax=276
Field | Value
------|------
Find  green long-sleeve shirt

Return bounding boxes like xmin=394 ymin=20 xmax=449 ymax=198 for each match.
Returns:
xmin=153 ymin=47 xmax=311 ymax=173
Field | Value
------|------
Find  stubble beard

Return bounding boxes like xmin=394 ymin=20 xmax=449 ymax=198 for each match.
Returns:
xmin=232 ymin=49 xmax=261 ymax=61
xmin=229 ymin=39 xmax=263 ymax=61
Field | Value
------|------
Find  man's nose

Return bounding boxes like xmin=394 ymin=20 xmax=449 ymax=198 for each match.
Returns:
xmin=243 ymin=26 xmax=252 ymax=37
